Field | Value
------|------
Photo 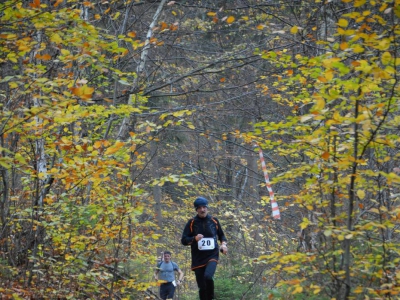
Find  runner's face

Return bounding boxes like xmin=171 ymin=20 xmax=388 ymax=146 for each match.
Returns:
xmin=163 ymin=254 xmax=171 ymax=262
xmin=196 ymin=205 xmax=208 ymax=218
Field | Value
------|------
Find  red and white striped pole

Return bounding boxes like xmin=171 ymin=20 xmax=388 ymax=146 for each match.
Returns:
xmin=256 ymin=144 xmax=281 ymax=220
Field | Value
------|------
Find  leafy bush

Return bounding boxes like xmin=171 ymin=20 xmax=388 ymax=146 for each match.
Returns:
xmin=214 ymin=277 xmax=255 ymax=300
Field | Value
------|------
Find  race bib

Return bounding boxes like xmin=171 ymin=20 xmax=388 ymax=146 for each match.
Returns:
xmin=198 ymin=238 xmax=215 ymax=250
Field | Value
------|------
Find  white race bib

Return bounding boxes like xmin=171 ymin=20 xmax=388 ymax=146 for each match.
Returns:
xmin=198 ymin=238 xmax=215 ymax=250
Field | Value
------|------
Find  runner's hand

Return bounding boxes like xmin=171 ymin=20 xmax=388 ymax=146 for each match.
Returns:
xmin=220 ymin=243 xmax=228 ymax=254
xmin=195 ymin=234 xmax=204 ymax=242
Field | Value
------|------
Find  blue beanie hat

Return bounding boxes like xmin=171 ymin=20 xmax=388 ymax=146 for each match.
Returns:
xmin=194 ymin=197 xmax=208 ymax=209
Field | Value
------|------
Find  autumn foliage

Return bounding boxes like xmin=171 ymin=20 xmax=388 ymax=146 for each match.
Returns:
xmin=0 ymin=0 xmax=400 ymax=299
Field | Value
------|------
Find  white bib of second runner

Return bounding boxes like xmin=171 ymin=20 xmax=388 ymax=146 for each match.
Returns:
xmin=198 ymin=238 xmax=215 ymax=250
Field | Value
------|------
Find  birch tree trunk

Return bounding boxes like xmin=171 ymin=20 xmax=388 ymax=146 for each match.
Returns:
xmin=117 ymin=0 xmax=168 ymax=139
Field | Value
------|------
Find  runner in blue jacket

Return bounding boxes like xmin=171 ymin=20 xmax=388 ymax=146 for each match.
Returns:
xmin=181 ymin=197 xmax=228 ymax=300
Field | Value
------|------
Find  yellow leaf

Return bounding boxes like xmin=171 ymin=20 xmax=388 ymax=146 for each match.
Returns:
xmin=378 ymin=38 xmax=390 ymax=50
xmin=4 ymin=34 xmax=17 ymax=40
xmin=61 ymin=137 xmax=72 ymax=145
xmin=354 ymin=0 xmax=366 ymax=7
xmin=325 ymin=69 xmax=333 ymax=81
xmin=50 ymin=33 xmax=62 ymax=44
xmin=290 ymin=26 xmax=298 ymax=34
xmin=357 ymin=190 xmax=365 ymax=199
xmin=292 ymin=286 xmax=303 ymax=294
xmin=300 ymin=218 xmax=310 ymax=229
xmin=313 ymin=287 xmax=321 ymax=294
xmin=315 ymin=97 xmax=325 ymax=110
xmin=354 ymin=286 xmax=363 ymax=293
xmin=207 ymin=12 xmax=216 ymax=16
xmin=337 ymin=19 xmax=348 ymax=27
xmin=353 ymin=44 xmax=364 ymax=53
xmin=9 ymin=82 xmax=18 ymax=89
xmin=226 ymin=16 xmax=235 ymax=24
xmin=61 ymin=49 xmax=70 ymax=55
xmin=113 ymin=12 xmax=120 ymax=20
xmin=15 ymin=153 xmax=27 ymax=164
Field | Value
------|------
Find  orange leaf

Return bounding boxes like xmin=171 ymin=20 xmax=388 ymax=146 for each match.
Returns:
xmin=94 ymin=141 xmax=103 ymax=149
xmin=70 ymin=85 xmax=94 ymax=100
xmin=226 ymin=16 xmax=235 ymax=24
xmin=160 ymin=22 xmax=168 ymax=31
xmin=170 ymin=24 xmax=179 ymax=31
xmin=340 ymin=42 xmax=348 ymax=50
xmin=104 ymin=141 xmax=125 ymax=155
xmin=54 ymin=0 xmax=63 ymax=7
xmin=321 ymin=152 xmax=330 ymax=160
xmin=41 ymin=54 xmax=51 ymax=60
xmin=127 ymin=31 xmax=136 ymax=37
xmin=220 ymin=77 xmax=226 ymax=82
xmin=29 ymin=0 xmax=40 ymax=8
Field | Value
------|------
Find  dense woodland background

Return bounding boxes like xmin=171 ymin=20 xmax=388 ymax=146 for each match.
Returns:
xmin=0 ymin=0 xmax=400 ymax=299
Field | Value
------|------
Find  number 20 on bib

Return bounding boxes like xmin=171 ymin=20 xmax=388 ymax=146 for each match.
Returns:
xmin=198 ymin=238 xmax=215 ymax=250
